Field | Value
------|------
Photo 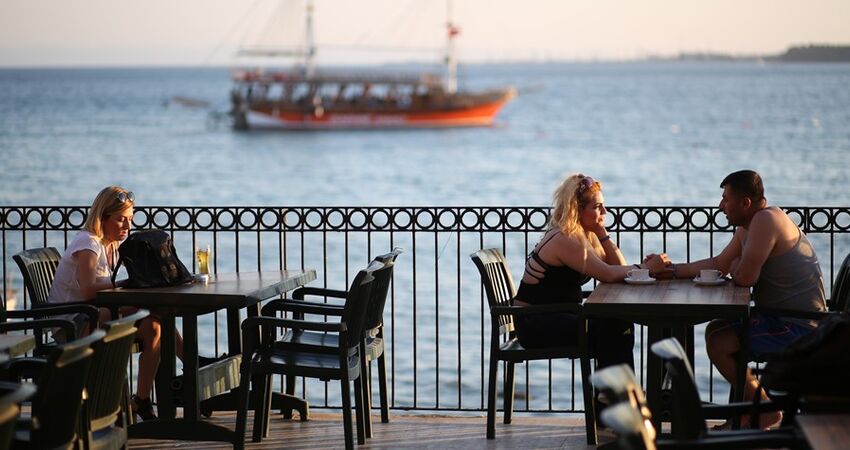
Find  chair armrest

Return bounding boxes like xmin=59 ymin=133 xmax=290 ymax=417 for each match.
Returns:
xmin=491 ymin=303 xmax=582 ymax=316
xmin=242 ymin=316 xmax=347 ymax=334
xmin=291 ymin=286 xmax=348 ymax=301
xmin=0 ymin=318 xmax=77 ymax=339
xmin=0 ymin=357 xmax=48 ymax=382
xmin=25 ymin=302 xmax=100 ymax=328
xmin=262 ymin=299 xmax=345 ymax=317
xmin=750 ymin=306 xmax=829 ymax=322
xmin=581 ymin=290 xmax=592 ymax=299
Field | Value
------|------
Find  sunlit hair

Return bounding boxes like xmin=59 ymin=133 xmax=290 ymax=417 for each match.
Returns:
xmin=83 ymin=186 xmax=134 ymax=240
xmin=549 ymin=173 xmax=604 ymax=253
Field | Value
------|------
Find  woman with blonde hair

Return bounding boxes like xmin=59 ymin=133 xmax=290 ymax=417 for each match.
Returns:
xmin=513 ymin=174 xmax=667 ymax=368
xmin=48 ymin=186 xmax=180 ymax=421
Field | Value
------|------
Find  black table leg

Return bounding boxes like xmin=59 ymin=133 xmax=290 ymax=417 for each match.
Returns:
xmin=183 ymin=314 xmax=199 ymax=421
xmin=646 ymin=325 xmax=666 ymax=431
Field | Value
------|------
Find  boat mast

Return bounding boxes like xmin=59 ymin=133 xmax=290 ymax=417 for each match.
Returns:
xmin=304 ymin=0 xmax=316 ymax=78
xmin=445 ymin=0 xmax=458 ymax=94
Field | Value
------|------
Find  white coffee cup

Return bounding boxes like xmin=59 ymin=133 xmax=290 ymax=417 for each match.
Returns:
xmin=627 ymin=268 xmax=650 ymax=280
xmin=699 ymin=269 xmax=721 ymax=281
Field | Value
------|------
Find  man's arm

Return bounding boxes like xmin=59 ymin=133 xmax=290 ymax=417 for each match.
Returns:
xmin=654 ymin=230 xmax=744 ymax=280
xmin=730 ymin=213 xmax=776 ymax=286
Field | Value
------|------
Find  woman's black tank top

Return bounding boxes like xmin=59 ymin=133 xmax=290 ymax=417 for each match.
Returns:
xmin=515 ymin=232 xmax=588 ymax=305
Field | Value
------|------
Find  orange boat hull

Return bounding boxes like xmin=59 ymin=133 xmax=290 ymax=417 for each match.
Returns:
xmin=242 ymin=95 xmax=513 ymax=130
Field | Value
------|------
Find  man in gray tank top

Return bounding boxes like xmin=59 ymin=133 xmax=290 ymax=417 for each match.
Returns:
xmin=645 ymin=170 xmax=826 ymax=428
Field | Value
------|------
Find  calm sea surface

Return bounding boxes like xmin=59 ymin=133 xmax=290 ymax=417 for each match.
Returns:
xmin=1 ymin=62 xmax=849 ymax=207
xmin=1 ymin=62 xmax=849 ymax=408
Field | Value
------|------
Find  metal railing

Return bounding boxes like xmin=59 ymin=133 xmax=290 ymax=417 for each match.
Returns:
xmin=2 ymin=205 xmax=849 ymax=413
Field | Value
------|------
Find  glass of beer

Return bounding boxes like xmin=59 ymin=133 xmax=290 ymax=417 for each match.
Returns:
xmin=196 ymin=244 xmax=211 ymax=275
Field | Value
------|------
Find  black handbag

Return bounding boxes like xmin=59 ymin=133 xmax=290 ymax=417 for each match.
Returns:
xmin=111 ymin=230 xmax=193 ymax=288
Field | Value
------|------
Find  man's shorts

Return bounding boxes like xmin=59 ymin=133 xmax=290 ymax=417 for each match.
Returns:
xmin=714 ymin=314 xmax=814 ymax=357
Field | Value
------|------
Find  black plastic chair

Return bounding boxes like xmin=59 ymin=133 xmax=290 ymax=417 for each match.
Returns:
xmin=12 ymin=247 xmax=100 ymax=349
xmin=470 ymin=248 xmax=597 ymax=444
xmin=592 ymin=361 xmax=805 ymax=450
xmin=0 ymin=381 xmax=37 ymax=450
xmin=81 ymin=309 xmax=149 ymax=450
xmin=267 ymin=248 xmax=401 ymax=434
xmin=2 ymin=330 xmax=105 ymax=449
xmin=649 ymin=338 xmax=805 ymax=449
xmin=235 ymin=265 xmax=378 ymax=450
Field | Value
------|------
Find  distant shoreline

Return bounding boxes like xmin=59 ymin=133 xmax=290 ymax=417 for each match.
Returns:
xmin=2 ymin=45 xmax=849 ymax=70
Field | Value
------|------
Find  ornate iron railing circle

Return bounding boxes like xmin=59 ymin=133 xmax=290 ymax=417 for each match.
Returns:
xmin=369 ymin=208 xmax=390 ymax=230
xmin=483 ymin=209 xmax=504 ymax=230
xmin=259 ymin=208 xmax=281 ymax=230
xmin=643 ymin=208 xmax=665 ymax=230
xmin=193 ymin=208 xmax=215 ymax=230
xmin=809 ymin=208 xmax=832 ymax=232
xmin=437 ymin=209 xmax=458 ymax=230
xmin=835 ymin=209 xmax=850 ymax=231
xmin=282 ymin=208 xmax=302 ymax=229
xmin=460 ymin=208 xmax=480 ymax=230
xmin=688 ymin=208 xmax=711 ymax=230
xmin=392 ymin=208 xmax=413 ymax=229
xmin=664 ymin=207 xmax=691 ymax=230
xmin=527 ymin=208 xmax=549 ymax=230
xmin=303 ymin=208 xmax=324 ymax=230
xmin=346 ymin=208 xmax=368 ymax=230
xmin=414 ymin=208 xmax=437 ymax=230
xmin=46 ymin=208 xmax=66 ymax=229
xmin=214 ymin=208 xmax=236 ymax=230
xmin=173 ymin=208 xmax=193 ymax=229
xmin=505 ymin=208 xmax=527 ymax=231
xmin=618 ymin=207 xmax=642 ymax=231
xmin=325 ymin=208 xmax=347 ymax=230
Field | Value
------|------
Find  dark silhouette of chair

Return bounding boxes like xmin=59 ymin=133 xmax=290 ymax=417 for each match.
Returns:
xmin=235 ymin=264 xmax=378 ymax=450
xmin=592 ymin=360 xmax=805 ymax=450
xmin=268 ymin=248 xmax=401 ymax=435
xmin=469 ymin=248 xmax=596 ymax=444
xmin=649 ymin=338 xmax=804 ymax=449
xmin=599 ymin=402 xmax=658 ymax=450
xmin=12 ymin=247 xmax=100 ymax=350
xmin=1 ymin=329 xmax=105 ymax=449
xmin=0 ymin=294 xmax=84 ymax=356
xmin=81 ymin=309 xmax=149 ymax=450
xmin=0 ymin=381 xmax=37 ymax=450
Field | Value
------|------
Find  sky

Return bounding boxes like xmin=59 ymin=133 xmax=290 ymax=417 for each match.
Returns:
xmin=1 ymin=0 xmax=849 ymax=67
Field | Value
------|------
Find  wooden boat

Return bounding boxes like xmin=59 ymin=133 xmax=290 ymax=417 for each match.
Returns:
xmin=229 ymin=0 xmax=515 ymax=130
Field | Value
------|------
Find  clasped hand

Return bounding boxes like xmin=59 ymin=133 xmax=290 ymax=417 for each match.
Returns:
xmin=643 ymin=253 xmax=674 ymax=279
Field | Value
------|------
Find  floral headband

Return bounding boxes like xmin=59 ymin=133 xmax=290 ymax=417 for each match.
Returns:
xmin=578 ymin=175 xmax=596 ymax=193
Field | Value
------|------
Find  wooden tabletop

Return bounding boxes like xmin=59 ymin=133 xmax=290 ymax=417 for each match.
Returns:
xmin=0 ymin=334 xmax=36 ymax=357
xmin=95 ymin=270 xmax=317 ymax=309
xmin=584 ymin=278 xmax=750 ymax=322
xmin=797 ymin=415 xmax=850 ymax=450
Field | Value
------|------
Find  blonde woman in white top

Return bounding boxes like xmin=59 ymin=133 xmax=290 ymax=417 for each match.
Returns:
xmin=49 ymin=186 xmax=181 ymax=421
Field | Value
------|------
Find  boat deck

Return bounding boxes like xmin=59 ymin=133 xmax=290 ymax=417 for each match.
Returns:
xmin=128 ymin=411 xmax=606 ymax=449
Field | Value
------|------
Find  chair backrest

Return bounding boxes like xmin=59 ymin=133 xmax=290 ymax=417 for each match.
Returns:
xmin=590 ymin=364 xmax=654 ymax=432
xmin=470 ymin=248 xmax=518 ymax=336
xmin=31 ymin=329 xmax=104 ymax=449
xmin=829 ymin=251 xmax=850 ymax=312
xmin=85 ymin=310 xmax=148 ymax=434
xmin=0 ymin=381 xmax=37 ymax=450
xmin=600 ymin=402 xmax=658 ymax=450
xmin=363 ymin=248 xmax=403 ymax=331
xmin=649 ymin=338 xmax=707 ymax=438
xmin=13 ymin=247 xmax=62 ymax=307
xmin=341 ymin=265 xmax=377 ymax=349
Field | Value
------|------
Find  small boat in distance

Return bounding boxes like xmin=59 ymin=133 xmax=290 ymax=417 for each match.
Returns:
xmin=230 ymin=0 xmax=515 ymax=130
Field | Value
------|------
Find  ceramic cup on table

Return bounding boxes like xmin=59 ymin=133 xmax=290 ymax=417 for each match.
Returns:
xmin=699 ymin=269 xmax=722 ymax=282
xmin=627 ymin=268 xmax=651 ymax=281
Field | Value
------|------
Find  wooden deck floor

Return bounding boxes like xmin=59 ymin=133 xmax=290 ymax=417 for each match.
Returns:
xmin=128 ymin=411 xmax=612 ymax=449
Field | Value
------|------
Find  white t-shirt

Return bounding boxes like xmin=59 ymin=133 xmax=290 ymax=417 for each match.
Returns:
xmin=48 ymin=231 xmax=116 ymax=303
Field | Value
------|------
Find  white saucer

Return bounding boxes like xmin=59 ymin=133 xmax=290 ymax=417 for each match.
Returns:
xmin=693 ymin=277 xmax=726 ymax=286
xmin=624 ymin=277 xmax=656 ymax=285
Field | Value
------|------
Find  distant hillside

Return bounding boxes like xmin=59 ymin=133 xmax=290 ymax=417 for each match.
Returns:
xmin=774 ymin=45 xmax=850 ymax=62
xmin=654 ymin=45 xmax=850 ymax=63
